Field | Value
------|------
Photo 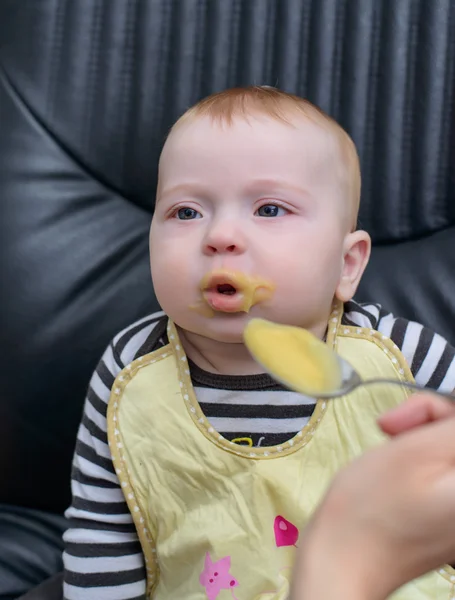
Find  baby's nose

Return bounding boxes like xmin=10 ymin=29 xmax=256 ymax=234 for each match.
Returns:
xmin=203 ymin=222 xmax=247 ymax=255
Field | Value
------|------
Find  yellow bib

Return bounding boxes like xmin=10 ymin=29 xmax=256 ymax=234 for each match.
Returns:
xmin=107 ymin=307 xmax=455 ymax=599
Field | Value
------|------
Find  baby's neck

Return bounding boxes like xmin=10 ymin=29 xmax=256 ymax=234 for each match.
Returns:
xmin=177 ymin=319 xmax=328 ymax=377
xmin=178 ymin=328 xmax=265 ymax=376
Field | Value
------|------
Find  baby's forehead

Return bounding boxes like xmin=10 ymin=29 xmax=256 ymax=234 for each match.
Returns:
xmin=161 ymin=111 xmax=342 ymax=164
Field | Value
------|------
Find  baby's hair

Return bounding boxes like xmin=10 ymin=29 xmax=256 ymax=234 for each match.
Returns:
xmin=170 ymin=86 xmax=361 ymax=229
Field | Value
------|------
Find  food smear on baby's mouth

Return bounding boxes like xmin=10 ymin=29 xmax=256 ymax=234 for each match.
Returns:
xmin=191 ymin=270 xmax=275 ymax=316
xmin=243 ymin=319 xmax=343 ymax=396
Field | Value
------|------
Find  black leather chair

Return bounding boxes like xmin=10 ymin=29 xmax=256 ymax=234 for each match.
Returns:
xmin=1 ymin=1 xmax=454 ymax=598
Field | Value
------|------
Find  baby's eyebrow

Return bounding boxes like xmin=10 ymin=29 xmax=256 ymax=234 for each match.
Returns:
xmin=245 ymin=178 xmax=310 ymax=197
xmin=157 ymin=182 xmax=207 ymax=202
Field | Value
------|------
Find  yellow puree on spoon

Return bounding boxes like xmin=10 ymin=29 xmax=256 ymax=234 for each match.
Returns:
xmin=244 ymin=319 xmax=343 ymax=396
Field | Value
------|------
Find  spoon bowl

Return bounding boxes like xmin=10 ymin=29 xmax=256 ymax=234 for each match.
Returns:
xmin=244 ymin=318 xmax=454 ymax=401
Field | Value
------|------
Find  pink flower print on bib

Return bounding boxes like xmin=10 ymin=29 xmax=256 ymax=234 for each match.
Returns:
xmin=200 ymin=552 xmax=239 ymax=600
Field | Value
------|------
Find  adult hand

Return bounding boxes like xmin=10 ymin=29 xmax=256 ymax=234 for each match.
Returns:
xmin=291 ymin=393 xmax=455 ymax=600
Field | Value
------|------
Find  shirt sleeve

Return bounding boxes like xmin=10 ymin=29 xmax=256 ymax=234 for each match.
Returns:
xmin=63 ymin=342 xmax=146 ymax=600
xmin=375 ymin=312 xmax=455 ymax=393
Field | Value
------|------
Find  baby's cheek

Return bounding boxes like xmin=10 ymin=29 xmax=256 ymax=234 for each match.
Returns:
xmin=154 ymin=267 xmax=187 ymax=297
xmin=153 ymin=259 xmax=195 ymax=312
xmin=272 ymin=261 xmax=311 ymax=294
xmin=152 ymin=244 xmax=186 ymax=278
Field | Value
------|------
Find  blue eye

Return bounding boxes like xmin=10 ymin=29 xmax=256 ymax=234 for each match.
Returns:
xmin=256 ymin=204 xmax=287 ymax=217
xmin=176 ymin=207 xmax=202 ymax=220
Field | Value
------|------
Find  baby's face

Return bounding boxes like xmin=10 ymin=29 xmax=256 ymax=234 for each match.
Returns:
xmin=151 ymin=114 xmax=353 ymax=342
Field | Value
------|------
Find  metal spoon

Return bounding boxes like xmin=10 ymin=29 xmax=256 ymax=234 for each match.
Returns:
xmin=312 ymin=358 xmax=454 ymax=401
xmin=243 ymin=318 xmax=454 ymax=401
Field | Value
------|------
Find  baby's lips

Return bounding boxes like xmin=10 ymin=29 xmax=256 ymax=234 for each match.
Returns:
xmin=202 ymin=271 xmax=244 ymax=293
xmin=198 ymin=269 xmax=276 ymax=314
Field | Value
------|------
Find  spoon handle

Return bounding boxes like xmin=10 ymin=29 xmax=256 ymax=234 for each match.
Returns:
xmin=359 ymin=378 xmax=454 ymax=401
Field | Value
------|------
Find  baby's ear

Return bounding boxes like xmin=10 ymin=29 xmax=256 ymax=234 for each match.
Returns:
xmin=335 ymin=230 xmax=371 ymax=303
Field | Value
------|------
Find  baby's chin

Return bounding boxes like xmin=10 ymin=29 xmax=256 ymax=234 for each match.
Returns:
xmin=170 ymin=309 xmax=253 ymax=344
xmin=193 ymin=313 xmax=252 ymax=344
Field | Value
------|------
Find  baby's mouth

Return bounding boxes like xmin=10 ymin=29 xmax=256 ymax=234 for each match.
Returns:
xmin=202 ymin=274 xmax=245 ymax=313
xmin=215 ymin=283 xmax=237 ymax=296
xmin=200 ymin=270 xmax=275 ymax=314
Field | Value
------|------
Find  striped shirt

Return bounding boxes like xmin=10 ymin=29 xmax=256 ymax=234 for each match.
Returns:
xmin=63 ymin=300 xmax=455 ymax=599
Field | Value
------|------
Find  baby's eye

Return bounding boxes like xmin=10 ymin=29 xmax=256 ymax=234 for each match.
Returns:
xmin=255 ymin=204 xmax=288 ymax=217
xmin=176 ymin=207 xmax=202 ymax=220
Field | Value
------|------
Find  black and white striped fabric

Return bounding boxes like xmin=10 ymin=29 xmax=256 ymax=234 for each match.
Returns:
xmin=63 ymin=301 xmax=455 ymax=599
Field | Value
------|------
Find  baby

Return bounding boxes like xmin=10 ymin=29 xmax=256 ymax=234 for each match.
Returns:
xmin=63 ymin=86 xmax=455 ymax=600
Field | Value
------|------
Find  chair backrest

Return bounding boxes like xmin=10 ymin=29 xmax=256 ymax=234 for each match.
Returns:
xmin=1 ymin=0 xmax=454 ymax=513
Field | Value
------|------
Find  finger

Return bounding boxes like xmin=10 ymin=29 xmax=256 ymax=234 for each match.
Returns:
xmin=405 ymin=412 xmax=455 ymax=456
xmin=378 ymin=392 xmax=455 ymax=436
